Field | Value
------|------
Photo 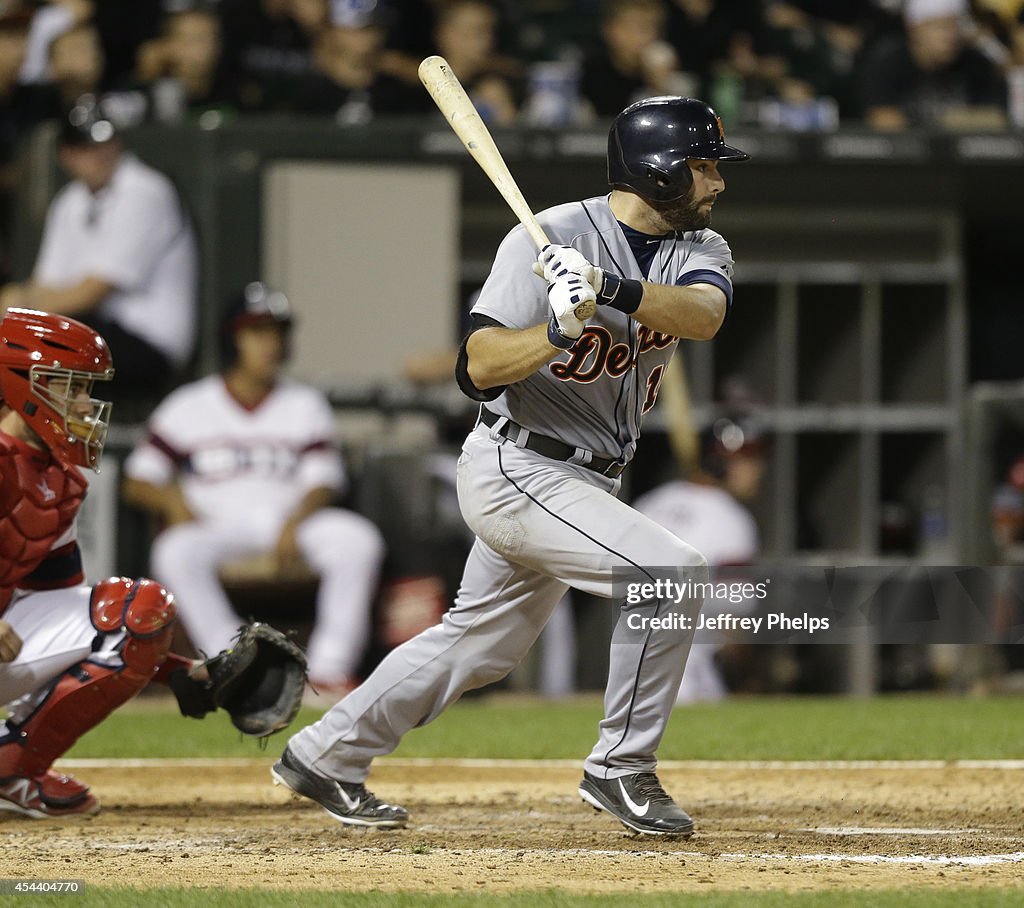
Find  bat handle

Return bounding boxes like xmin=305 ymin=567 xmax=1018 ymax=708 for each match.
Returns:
xmin=525 ymin=219 xmax=550 ymax=250
xmin=525 ymin=220 xmax=595 ymax=320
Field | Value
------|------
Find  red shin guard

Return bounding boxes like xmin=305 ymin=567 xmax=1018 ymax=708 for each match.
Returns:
xmin=0 ymin=578 xmax=176 ymax=778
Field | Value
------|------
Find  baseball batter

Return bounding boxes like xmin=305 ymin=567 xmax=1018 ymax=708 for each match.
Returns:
xmin=273 ymin=96 xmax=749 ymax=835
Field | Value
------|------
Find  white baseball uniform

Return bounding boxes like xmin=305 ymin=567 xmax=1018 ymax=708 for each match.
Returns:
xmin=123 ymin=375 xmax=385 ymax=684
xmin=34 ymin=152 xmax=197 ymax=366
xmin=633 ymin=480 xmax=759 ymax=702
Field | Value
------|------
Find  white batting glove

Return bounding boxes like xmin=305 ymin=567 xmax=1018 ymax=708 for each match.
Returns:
xmin=532 ymin=244 xmax=605 ymax=293
xmin=546 ymin=274 xmax=596 ymax=349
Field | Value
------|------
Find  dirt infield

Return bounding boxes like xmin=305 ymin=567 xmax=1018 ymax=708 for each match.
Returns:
xmin=3 ymin=760 xmax=1023 ymax=893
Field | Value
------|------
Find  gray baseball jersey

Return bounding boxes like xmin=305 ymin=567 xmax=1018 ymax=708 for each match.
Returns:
xmin=475 ymin=194 xmax=734 ymax=461
xmin=288 ymin=193 xmax=733 ymax=808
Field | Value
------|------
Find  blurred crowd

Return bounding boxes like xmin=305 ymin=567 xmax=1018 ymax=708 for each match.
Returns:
xmin=0 ymin=0 xmax=1022 ymax=152
xmin=0 ymin=0 xmax=1022 ymax=267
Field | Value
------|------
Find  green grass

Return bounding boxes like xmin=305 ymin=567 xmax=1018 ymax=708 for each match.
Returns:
xmin=62 ymin=692 xmax=1024 ymax=761
xmin=27 ymin=695 xmax=1024 ymax=904
xmin=17 ymin=888 xmax=1024 ymax=908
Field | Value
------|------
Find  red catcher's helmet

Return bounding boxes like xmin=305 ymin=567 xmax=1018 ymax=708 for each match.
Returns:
xmin=0 ymin=308 xmax=114 ymax=471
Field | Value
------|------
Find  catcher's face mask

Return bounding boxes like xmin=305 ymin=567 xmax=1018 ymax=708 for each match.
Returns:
xmin=31 ymin=367 xmax=113 ymax=470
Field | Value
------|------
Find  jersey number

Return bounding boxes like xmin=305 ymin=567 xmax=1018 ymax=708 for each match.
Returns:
xmin=642 ymin=365 xmax=665 ymax=414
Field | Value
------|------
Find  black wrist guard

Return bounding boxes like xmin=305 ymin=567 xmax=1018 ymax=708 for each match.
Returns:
xmin=597 ymin=273 xmax=644 ymax=314
xmin=547 ymin=316 xmax=578 ymax=349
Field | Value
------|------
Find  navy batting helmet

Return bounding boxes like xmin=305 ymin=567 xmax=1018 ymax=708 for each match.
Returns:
xmin=608 ymin=96 xmax=749 ymax=203
xmin=220 ymin=282 xmax=293 ymax=366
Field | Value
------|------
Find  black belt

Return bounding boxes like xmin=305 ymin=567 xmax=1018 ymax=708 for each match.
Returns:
xmin=479 ymin=408 xmax=627 ymax=478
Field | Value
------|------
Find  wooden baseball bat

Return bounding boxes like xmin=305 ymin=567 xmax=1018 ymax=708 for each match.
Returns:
xmin=658 ymin=353 xmax=701 ymax=478
xmin=418 ymin=55 xmax=596 ymax=320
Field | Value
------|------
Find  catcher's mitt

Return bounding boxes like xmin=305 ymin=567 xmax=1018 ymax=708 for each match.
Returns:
xmin=169 ymin=622 xmax=307 ymax=738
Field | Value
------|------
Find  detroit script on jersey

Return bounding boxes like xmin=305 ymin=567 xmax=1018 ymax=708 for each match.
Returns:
xmin=549 ymin=323 xmax=678 ymax=414
xmin=473 ymin=195 xmax=734 ymax=464
xmin=0 ymin=434 xmax=86 ymax=614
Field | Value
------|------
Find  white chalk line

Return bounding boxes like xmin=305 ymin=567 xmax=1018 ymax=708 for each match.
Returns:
xmin=803 ymin=827 xmax=985 ymax=836
xmin=56 ymin=757 xmax=1024 ymax=771
xmin=718 ymin=851 xmax=1024 ymax=867
xmin=59 ymin=757 xmax=263 ymax=768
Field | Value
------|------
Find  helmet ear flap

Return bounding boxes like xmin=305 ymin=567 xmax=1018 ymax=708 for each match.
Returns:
xmin=644 ymin=163 xmax=692 ymax=197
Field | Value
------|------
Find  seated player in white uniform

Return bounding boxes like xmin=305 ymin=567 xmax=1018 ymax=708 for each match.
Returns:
xmin=633 ymin=416 xmax=766 ymax=702
xmin=122 ymin=283 xmax=385 ymax=701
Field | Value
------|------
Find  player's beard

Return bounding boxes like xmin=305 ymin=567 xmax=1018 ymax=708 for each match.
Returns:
xmin=649 ymin=190 xmax=714 ymax=232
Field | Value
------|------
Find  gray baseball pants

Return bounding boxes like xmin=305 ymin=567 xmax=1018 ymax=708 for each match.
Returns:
xmin=289 ymin=422 xmax=707 ymax=783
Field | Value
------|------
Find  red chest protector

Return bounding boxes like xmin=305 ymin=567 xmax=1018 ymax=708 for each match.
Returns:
xmin=0 ymin=434 xmax=86 ymax=614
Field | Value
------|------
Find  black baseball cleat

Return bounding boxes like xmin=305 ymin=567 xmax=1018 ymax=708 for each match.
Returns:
xmin=271 ymin=746 xmax=409 ymax=828
xmin=579 ymin=770 xmax=695 ymax=836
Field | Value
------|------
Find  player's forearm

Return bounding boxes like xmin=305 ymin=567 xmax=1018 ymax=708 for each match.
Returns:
xmin=0 ymin=619 xmax=22 ymax=663
xmin=121 ymin=477 xmax=162 ymax=513
xmin=466 ymin=324 xmax=562 ymax=389
xmin=631 ymin=282 xmax=726 ymax=340
xmin=21 ymin=276 xmax=113 ymax=316
xmin=121 ymin=477 xmax=192 ymax=523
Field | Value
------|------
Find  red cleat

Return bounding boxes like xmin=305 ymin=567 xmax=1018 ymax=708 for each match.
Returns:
xmin=0 ymin=770 xmax=100 ymax=818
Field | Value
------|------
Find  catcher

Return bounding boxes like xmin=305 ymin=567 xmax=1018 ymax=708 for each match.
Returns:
xmin=0 ymin=308 xmax=306 ymax=819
